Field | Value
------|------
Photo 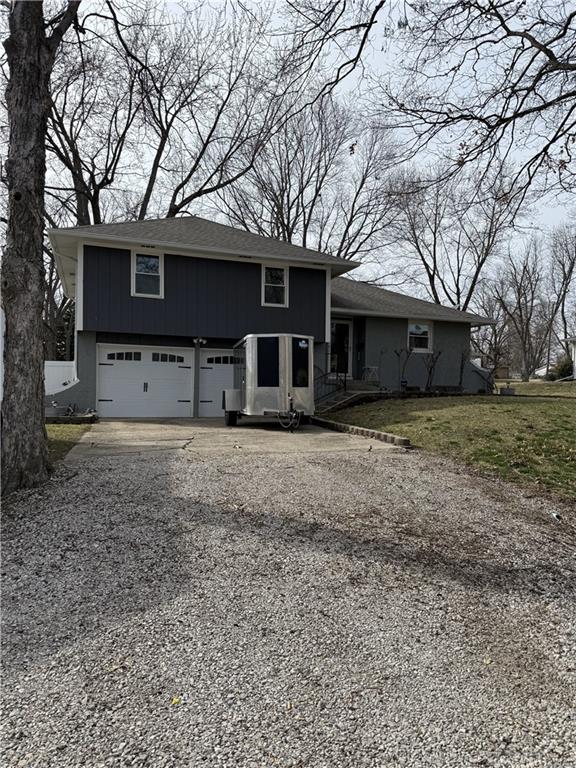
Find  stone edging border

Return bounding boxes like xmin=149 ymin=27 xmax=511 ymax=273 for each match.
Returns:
xmin=310 ymin=416 xmax=411 ymax=447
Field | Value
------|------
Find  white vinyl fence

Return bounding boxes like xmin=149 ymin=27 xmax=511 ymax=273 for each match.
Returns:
xmin=44 ymin=361 xmax=77 ymax=395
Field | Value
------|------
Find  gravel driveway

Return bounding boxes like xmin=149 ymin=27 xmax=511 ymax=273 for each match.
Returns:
xmin=2 ymin=423 xmax=575 ymax=767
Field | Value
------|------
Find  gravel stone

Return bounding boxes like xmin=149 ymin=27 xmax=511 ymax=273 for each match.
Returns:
xmin=1 ymin=432 xmax=575 ymax=767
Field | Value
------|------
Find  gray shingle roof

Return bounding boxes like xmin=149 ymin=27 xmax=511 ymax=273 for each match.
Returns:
xmin=49 ymin=215 xmax=355 ymax=273
xmin=331 ymin=278 xmax=492 ymax=325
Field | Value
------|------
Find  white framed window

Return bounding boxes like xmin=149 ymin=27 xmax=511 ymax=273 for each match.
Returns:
xmin=261 ymin=265 xmax=288 ymax=307
xmin=131 ymin=251 xmax=164 ymax=298
xmin=408 ymin=321 xmax=432 ymax=352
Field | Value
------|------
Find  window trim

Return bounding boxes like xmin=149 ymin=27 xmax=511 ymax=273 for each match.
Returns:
xmin=407 ymin=320 xmax=433 ymax=353
xmin=131 ymin=250 xmax=165 ymax=299
xmin=261 ymin=264 xmax=289 ymax=308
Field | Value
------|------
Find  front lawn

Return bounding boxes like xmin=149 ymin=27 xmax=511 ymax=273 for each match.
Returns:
xmin=336 ymin=395 xmax=576 ymax=501
xmin=46 ymin=424 xmax=90 ymax=464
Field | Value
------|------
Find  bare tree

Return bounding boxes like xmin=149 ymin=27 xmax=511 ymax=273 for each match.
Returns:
xmin=48 ymin=34 xmax=140 ymax=226
xmin=43 ymin=242 xmax=74 ymax=361
xmin=215 ymin=98 xmax=399 ymax=262
xmin=394 ymin=347 xmax=413 ymax=391
xmin=495 ymin=236 xmax=576 ymax=380
xmin=45 ymin=3 xmax=293 ymax=223
xmin=105 ymin=1 xmax=319 ymax=220
xmin=2 ymin=1 xmax=80 ymax=494
xmin=284 ymin=1 xmax=387 ymax=101
xmin=287 ymin=2 xmax=576 ymax=199
xmin=470 ymin=285 xmax=511 ymax=374
xmin=549 ymin=226 xmax=576 ymax=355
xmin=379 ymin=1 xmax=576 ymax=200
xmin=390 ymin=165 xmax=516 ymax=310
xmin=421 ymin=351 xmax=442 ymax=391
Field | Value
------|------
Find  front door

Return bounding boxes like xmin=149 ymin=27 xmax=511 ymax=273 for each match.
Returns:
xmin=330 ymin=320 xmax=352 ymax=375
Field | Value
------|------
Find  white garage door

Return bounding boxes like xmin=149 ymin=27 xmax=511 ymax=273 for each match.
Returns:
xmin=97 ymin=345 xmax=193 ymax=417
xmin=199 ymin=349 xmax=235 ymax=417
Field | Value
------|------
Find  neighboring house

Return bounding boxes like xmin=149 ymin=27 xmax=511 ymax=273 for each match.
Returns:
xmin=47 ymin=216 xmax=492 ymax=418
xmin=533 ymin=364 xmax=549 ymax=378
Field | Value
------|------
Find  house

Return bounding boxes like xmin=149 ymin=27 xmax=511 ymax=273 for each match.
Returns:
xmin=47 ymin=216 xmax=492 ymax=418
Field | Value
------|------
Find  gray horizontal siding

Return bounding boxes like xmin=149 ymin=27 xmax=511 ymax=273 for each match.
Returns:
xmin=82 ymin=245 xmax=326 ymax=341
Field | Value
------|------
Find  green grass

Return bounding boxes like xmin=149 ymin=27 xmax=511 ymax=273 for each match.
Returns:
xmin=495 ymin=380 xmax=576 ymax=398
xmin=46 ymin=424 xmax=91 ymax=464
xmin=336 ymin=395 xmax=576 ymax=502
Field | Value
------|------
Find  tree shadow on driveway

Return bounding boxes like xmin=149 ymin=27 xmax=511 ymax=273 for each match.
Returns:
xmin=2 ymin=447 xmax=575 ymax=671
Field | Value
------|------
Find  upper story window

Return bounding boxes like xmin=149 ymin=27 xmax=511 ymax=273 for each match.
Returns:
xmin=408 ymin=321 xmax=432 ymax=353
xmin=262 ymin=265 xmax=288 ymax=307
xmin=132 ymin=252 xmax=164 ymax=298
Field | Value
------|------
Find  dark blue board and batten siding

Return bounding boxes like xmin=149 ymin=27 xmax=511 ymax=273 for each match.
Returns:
xmin=82 ymin=245 xmax=327 ymax=340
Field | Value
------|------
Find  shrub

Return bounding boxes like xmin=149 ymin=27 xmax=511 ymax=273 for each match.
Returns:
xmin=552 ymin=355 xmax=574 ymax=380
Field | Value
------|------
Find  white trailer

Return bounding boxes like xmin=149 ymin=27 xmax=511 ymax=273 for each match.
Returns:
xmin=223 ymin=333 xmax=315 ymax=429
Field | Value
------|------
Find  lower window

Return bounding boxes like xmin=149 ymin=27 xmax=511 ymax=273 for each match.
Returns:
xmin=408 ymin=322 xmax=432 ymax=352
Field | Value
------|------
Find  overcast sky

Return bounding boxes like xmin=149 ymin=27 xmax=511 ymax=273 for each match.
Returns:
xmin=119 ymin=1 xmax=574 ymax=244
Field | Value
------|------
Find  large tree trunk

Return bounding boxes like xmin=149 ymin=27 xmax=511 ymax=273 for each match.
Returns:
xmin=2 ymin=2 xmax=78 ymax=494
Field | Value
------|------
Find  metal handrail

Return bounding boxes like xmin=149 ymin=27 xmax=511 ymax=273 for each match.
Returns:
xmin=314 ymin=370 xmax=348 ymax=402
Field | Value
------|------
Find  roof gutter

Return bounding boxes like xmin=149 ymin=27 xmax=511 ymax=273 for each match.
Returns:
xmin=331 ymin=307 xmax=494 ymax=325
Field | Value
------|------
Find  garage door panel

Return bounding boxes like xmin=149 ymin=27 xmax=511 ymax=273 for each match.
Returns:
xmin=97 ymin=345 xmax=193 ymax=418
xmin=199 ymin=349 xmax=235 ymax=418
xmin=98 ymin=397 xmax=191 ymax=418
xmin=98 ymin=376 xmax=143 ymax=401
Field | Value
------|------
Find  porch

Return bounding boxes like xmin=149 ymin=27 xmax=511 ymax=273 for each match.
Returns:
xmin=321 ymin=315 xmax=493 ymax=399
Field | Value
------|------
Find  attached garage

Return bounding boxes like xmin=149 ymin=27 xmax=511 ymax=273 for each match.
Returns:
xmin=198 ymin=349 xmax=235 ymax=418
xmin=97 ymin=345 xmax=193 ymax=418
xmin=96 ymin=344 xmax=236 ymax=418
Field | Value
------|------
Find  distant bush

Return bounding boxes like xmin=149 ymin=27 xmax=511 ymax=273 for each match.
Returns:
xmin=552 ymin=355 xmax=574 ymax=380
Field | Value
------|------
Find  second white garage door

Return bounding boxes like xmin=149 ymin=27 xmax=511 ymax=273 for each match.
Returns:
xmin=198 ymin=349 xmax=235 ymax=417
xmin=97 ymin=345 xmax=193 ymax=418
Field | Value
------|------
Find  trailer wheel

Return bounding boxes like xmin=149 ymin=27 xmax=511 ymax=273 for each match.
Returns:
xmin=225 ymin=410 xmax=238 ymax=426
